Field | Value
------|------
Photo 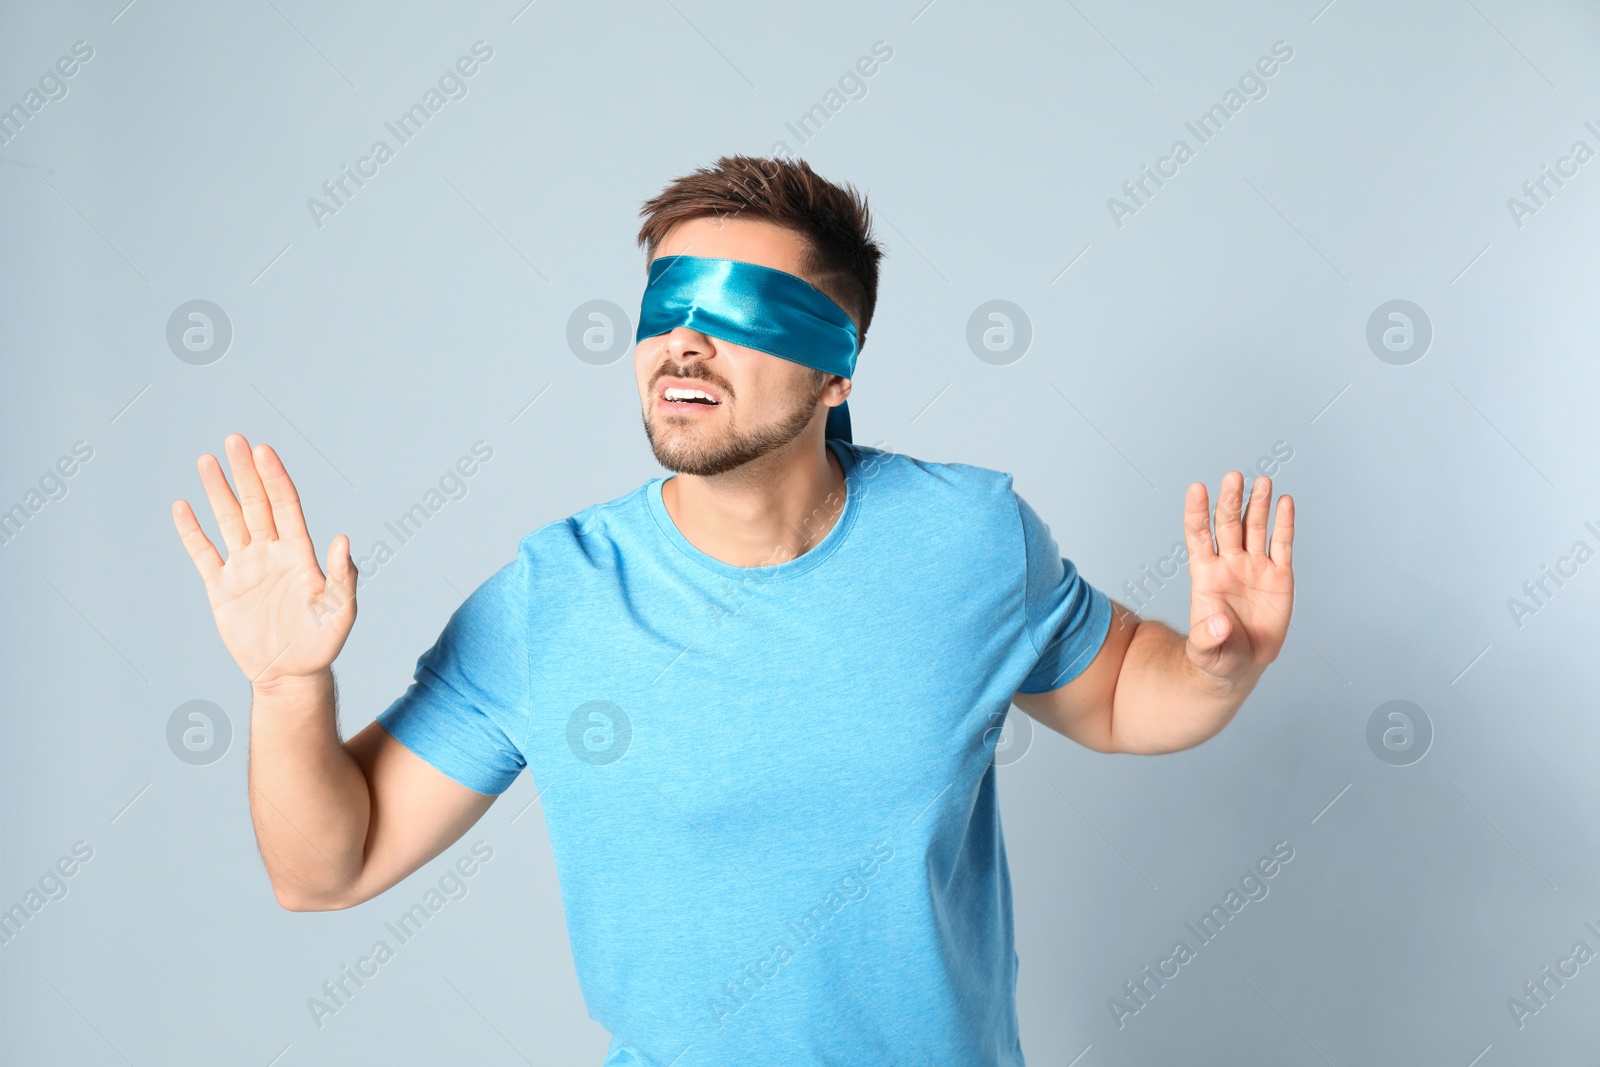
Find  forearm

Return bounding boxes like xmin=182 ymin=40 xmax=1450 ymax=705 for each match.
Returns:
xmin=1107 ymin=619 xmax=1261 ymax=754
xmin=246 ymin=669 xmax=372 ymax=909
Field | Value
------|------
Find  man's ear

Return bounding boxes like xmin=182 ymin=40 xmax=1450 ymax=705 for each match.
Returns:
xmin=827 ymin=376 xmax=852 ymax=403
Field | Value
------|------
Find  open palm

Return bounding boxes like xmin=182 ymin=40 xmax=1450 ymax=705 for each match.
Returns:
xmin=1182 ymin=471 xmax=1295 ymax=682
xmin=172 ymin=434 xmax=356 ymax=688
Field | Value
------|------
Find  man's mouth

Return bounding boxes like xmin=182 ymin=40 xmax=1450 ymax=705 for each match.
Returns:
xmin=657 ymin=378 xmax=723 ymax=412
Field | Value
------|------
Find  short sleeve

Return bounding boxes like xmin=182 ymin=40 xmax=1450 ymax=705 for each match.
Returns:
xmin=375 ymin=550 xmax=531 ymax=795
xmin=1012 ymin=488 xmax=1113 ymax=695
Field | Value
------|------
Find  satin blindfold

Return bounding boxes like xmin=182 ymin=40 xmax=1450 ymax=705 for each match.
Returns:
xmin=635 ymin=255 xmax=859 ymax=442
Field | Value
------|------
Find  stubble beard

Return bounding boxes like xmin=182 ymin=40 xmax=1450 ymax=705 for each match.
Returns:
xmin=643 ymin=372 xmax=827 ymax=478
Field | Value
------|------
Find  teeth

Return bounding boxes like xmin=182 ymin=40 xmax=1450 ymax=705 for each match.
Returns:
xmin=664 ymin=387 xmax=717 ymax=403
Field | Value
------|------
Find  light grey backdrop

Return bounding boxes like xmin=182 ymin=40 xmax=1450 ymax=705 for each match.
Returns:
xmin=3 ymin=0 xmax=1598 ymax=1063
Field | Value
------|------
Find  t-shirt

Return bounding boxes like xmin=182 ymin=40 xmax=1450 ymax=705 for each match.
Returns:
xmin=376 ymin=438 xmax=1112 ymax=1066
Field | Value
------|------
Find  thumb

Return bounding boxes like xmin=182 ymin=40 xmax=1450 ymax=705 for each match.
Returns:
xmin=325 ymin=534 xmax=357 ymax=606
xmin=1187 ymin=611 xmax=1232 ymax=661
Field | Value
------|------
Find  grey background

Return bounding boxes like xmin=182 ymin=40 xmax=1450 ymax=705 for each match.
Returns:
xmin=3 ymin=0 xmax=1597 ymax=1063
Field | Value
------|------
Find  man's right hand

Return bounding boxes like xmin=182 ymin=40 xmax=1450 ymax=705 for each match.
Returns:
xmin=172 ymin=433 xmax=357 ymax=690
xmin=172 ymin=433 xmax=500 ymax=913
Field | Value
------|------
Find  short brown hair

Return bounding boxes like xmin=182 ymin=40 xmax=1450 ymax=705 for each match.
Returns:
xmin=636 ymin=154 xmax=885 ymax=351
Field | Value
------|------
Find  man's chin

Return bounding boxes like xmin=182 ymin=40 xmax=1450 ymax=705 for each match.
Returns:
xmin=651 ymin=444 xmax=746 ymax=478
xmin=643 ymin=399 xmax=819 ymax=477
xmin=648 ymin=429 xmax=761 ymax=478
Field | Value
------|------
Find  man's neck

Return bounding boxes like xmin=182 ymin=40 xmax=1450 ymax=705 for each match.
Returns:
xmin=661 ymin=437 xmax=847 ymax=569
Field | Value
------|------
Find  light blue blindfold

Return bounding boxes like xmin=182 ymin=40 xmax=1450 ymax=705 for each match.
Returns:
xmin=635 ymin=255 xmax=859 ymax=442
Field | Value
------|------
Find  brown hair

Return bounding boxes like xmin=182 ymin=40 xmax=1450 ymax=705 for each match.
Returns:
xmin=636 ymin=154 xmax=885 ymax=351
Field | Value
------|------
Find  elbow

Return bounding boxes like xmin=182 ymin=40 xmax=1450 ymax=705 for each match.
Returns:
xmin=272 ymin=888 xmax=326 ymax=912
xmin=1101 ymin=716 xmax=1175 ymax=756
xmin=1109 ymin=729 xmax=1213 ymax=757
xmin=1084 ymin=728 xmax=1123 ymax=755
xmin=271 ymin=883 xmax=357 ymax=913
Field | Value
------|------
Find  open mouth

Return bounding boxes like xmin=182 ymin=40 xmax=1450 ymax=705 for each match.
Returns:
xmin=658 ymin=381 xmax=723 ymax=412
xmin=664 ymin=389 xmax=718 ymax=405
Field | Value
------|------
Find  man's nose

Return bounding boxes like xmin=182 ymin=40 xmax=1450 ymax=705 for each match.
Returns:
xmin=663 ymin=326 xmax=717 ymax=361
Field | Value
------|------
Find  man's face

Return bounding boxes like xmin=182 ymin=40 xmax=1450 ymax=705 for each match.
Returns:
xmin=634 ymin=216 xmax=845 ymax=477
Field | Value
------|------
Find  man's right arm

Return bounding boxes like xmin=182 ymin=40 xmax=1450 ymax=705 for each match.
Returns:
xmin=246 ymin=669 xmax=496 ymax=911
xmin=173 ymin=434 xmax=497 ymax=913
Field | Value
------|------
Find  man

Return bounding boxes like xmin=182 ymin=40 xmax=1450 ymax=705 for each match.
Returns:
xmin=172 ymin=155 xmax=1295 ymax=1065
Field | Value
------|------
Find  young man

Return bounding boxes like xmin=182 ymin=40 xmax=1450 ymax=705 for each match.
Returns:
xmin=172 ymin=156 xmax=1295 ymax=1065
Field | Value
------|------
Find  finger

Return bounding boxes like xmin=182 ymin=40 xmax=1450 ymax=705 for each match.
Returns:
xmin=314 ymin=535 xmax=357 ymax=629
xmin=1269 ymin=493 xmax=1294 ymax=569
xmin=1183 ymin=481 xmax=1218 ymax=566
xmin=1214 ymin=471 xmax=1245 ymax=555
xmin=325 ymin=534 xmax=356 ymax=601
xmin=197 ymin=451 xmax=249 ymax=552
xmin=256 ymin=443 xmax=311 ymax=546
xmin=1189 ymin=611 xmax=1232 ymax=657
xmin=172 ymin=499 xmax=224 ymax=583
xmin=225 ymin=434 xmax=278 ymax=542
xmin=1242 ymin=475 xmax=1271 ymax=555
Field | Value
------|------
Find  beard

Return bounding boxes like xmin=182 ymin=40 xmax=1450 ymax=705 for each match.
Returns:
xmin=643 ymin=368 xmax=827 ymax=478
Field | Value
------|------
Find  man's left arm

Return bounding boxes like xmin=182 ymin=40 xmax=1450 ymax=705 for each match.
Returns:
xmin=1013 ymin=471 xmax=1295 ymax=756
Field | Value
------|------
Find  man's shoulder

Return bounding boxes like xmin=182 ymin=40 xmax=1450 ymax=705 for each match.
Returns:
xmin=845 ymin=441 xmax=1022 ymax=542
xmin=848 ymin=441 xmax=1017 ymax=505
xmin=442 ymin=482 xmax=652 ymax=622
xmin=507 ymin=479 xmax=655 ymax=570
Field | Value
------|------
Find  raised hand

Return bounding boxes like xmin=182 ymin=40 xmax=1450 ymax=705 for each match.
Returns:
xmin=172 ymin=434 xmax=357 ymax=689
xmin=1181 ymin=471 xmax=1295 ymax=684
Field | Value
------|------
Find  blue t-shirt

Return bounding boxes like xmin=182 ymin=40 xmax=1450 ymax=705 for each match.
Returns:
xmin=376 ymin=438 xmax=1111 ymax=1066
